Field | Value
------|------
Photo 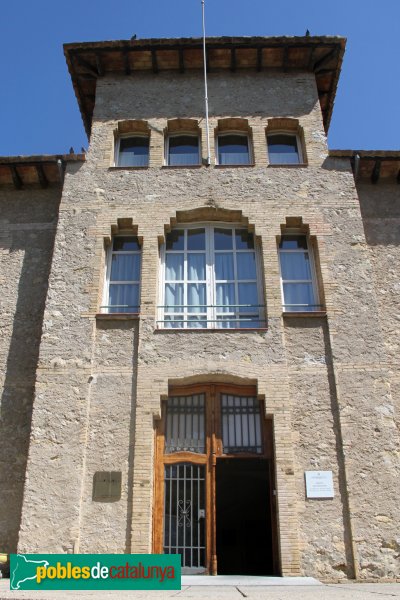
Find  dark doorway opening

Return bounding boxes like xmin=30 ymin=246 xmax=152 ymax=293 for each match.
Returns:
xmin=216 ymin=458 xmax=273 ymax=575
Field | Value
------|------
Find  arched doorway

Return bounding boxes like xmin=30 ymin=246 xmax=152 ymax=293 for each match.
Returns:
xmin=153 ymin=384 xmax=279 ymax=575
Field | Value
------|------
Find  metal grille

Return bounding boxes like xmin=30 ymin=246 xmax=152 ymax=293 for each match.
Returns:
xmin=221 ymin=395 xmax=262 ymax=453
xmin=163 ymin=463 xmax=205 ymax=571
xmin=165 ymin=395 xmax=205 ymax=453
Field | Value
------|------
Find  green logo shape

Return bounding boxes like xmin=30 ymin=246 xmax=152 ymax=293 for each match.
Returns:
xmin=10 ymin=554 xmax=181 ymax=590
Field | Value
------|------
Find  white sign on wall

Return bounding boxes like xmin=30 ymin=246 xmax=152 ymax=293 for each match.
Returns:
xmin=305 ymin=471 xmax=334 ymax=499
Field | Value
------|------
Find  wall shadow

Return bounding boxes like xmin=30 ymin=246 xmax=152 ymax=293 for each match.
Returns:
xmin=0 ymin=190 xmax=60 ymax=553
xmin=322 ymin=321 xmax=357 ymax=579
xmin=125 ymin=324 xmax=139 ymax=553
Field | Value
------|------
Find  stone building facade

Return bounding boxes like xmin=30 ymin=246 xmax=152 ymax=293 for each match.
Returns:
xmin=0 ymin=36 xmax=399 ymax=581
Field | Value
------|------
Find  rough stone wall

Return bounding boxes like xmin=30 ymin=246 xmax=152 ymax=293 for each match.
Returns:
xmin=17 ymin=71 xmax=400 ymax=580
xmin=0 ymin=186 xmax=61 ymax=553
xmin=354 ymin=180 xmax=400 ymax=577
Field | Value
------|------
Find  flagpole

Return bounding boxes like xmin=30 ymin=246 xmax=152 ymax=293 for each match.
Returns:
xmin=201 ymin=0 xmax=211 ymax=166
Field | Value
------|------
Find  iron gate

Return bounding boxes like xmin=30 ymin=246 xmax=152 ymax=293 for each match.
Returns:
xmin=163 ymin=463 xmax=206 ymax=572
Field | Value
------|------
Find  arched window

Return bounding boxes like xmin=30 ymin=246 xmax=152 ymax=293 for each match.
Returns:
xmin=165 ymin=119 xmax=201 ymax=166
xmin=159 ymin=224 xmax=264 ymax=329
xmin=267 ymin=132 xmax=302 ymax=165
xmin=114 ymin=120 xmax=150 ymax=167
xmin=266 ymin=118 xmax=306 ymax=166
xmin=278 ymin=233 xmax=320 ymax=312
xmin=215 ymin=118 xmax=253 ymax=166
xmin=102 ymin=235 xmax=141 ymax=314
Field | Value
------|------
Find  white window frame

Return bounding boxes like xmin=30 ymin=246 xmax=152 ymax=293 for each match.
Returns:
xmin=266 ymin=131 xmax=303 ymax=165
xmin=102 ymin=235 xmax=141 ymax=314
xmin=114 ymin=133 xmax=150 ymax=167
xmin=165 ymin=132 xmax=201 ymax=166
xmin=158 ymin=223 xmax=265 ymax=329
xmin=216 ymin=131 xmax=252 ymax=166
xmin=278 ymin=233 xmax=320 ymax=312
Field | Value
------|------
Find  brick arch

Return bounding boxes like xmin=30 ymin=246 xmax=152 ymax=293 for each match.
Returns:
xmin=266 ymin=118 xmax=307 ymax=164
xmin=158 ymin=206 xmax=260 ymax=245
xmin=278 ymin=216 xmax=326 ymax=312
xmin=103 ymin=217 xmax=141 ymax=248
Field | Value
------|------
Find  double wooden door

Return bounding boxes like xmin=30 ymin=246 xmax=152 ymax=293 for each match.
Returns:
xmin=153 ymin=384 xmax=277 ymax=575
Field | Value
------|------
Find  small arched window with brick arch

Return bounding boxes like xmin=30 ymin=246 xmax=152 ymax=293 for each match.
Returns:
xmin=266 ymin=118 xmax=306 ymax=166
xmin=215 ymin=118 xmax=253 ymax=166
xmin=165 ymin=119 xmax=201 ymax=166
xmin=277 ymin=219 xmax=324 ymax=313
xmin=114 ymin=120 xmax=150 ymax=167
xmin=101 ymin=220 xmax=142 ymax=314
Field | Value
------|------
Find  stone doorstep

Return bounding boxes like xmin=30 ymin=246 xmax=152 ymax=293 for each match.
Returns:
xmin=181 ymin=576 xmax=322 ymax=586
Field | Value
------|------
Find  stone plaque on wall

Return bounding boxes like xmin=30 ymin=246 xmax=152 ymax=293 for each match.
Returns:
xmin=305 ymin=471 xmax=334 ymax=499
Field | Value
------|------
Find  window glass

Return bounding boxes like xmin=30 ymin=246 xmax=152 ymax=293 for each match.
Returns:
xmin=117 ymin=136 xmax=149 ymax=167
xmin=235 ymin=229 xmax=254 ymax=250
xmin=168 ymin=135 xmax=200 ymax=166
xmin=188 ymin=254 xmax=206 ymax=280
xmin=278 ymin=235 xmax=319 ymax=312
xmin=187 ymin=228 xmax=206 ymax=250
xmin=166 ymin=230 xmax=185 ymax=251
xmin=105 ymin=236 xmax=141 ymax=313
xmin=166 ymin=254 xmax=184 ymax=280
xmin=110 ymin=254 xmax=141 ymax=281
xmin=221 ymin=395 xmax=262 ymax=454
xmin=165 ymin=395 xmax=205 ymax=453
xmin=218 ymin=134 xmax=250 ymax=165
xmin=236 ymin=253 xmax=257 ymax=280
xmin=161 ymin=226 xmax=263 ymax=329
xmin=215 ymin=253 xmax=234 ymax=280
xmin=113 ymin=236 xmax=140 ymax=251
xmin=214 ymin=228 xmax=233 ymax=250
xmin=279 ymin=252 xmax=311 ymax=280
xmin=267 ymin=134 xmax=300 ymax=165
xmin=279 ymin=235 xmax=308 ymax=250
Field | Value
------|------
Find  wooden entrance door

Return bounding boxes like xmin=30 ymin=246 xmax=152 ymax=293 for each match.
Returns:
xmin=153 ymin=384 xmax=277 ymax=575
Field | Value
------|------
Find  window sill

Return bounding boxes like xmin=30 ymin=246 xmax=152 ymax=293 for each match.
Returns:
xmin=109 ymin=166 xmax=149 ymax=171
xmin=96 ymin=313 xmax=140 ymax=321
xmin=155 ymin=327 xmax=268 ymax=333
xmin=282 ymin=311 xmax=326 ymax=318
xmin=161 ymin=164 xmax=202 ymax=169
xmin=214 ymin=163 xmax=255 ymax=168
xmin=267 ymin=163 xmax=308 ymax=168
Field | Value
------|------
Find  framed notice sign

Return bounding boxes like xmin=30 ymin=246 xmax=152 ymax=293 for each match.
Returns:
xmin=305 ymin=471 xmax=334 ymax=499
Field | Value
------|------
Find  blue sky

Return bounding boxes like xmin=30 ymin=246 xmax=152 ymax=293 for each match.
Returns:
xmin=0 ymin=0 xmax=399 ymax=155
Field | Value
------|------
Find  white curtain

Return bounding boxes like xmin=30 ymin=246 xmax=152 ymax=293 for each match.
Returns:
xmin=111 ymin=254 xmax=140 ymax=281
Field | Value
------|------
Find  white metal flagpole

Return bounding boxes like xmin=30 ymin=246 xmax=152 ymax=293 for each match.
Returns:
xmin=201 ymin=0 xmax=211 ymax=166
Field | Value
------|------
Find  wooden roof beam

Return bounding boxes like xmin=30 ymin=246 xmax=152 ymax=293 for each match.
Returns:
xmin=230 ymin=48 xmax=237 ymax=72
xmin=36 ymin=164 xmax=48 ymax=188
xmin=307 ymin=46 xmax=315 ymax=71
xmin=282 ymin=46 xmax=289 ymax=73
xmin=179 ymin=48 xmax=185 ymax=73
xmin=74 ymin=55 xmax=99 ymax=77
xmin=95 ymin=52 xmax=105 ymax=76
xmin=123 ymin=49 xmax=131 ymax=75
xmin=313 ymin=46 xmax=338 ymax=73
xmin=256 ymin=47 xmax=262 ymax=72
xmin=371 ymin=160 xmax=381 ymax=184
xmin=152 ymin=49 xmax=159 ymax=74
xmin=10 ymin=165 xmax=23 ymax=189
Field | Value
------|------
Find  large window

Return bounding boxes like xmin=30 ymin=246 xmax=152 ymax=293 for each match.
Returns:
xmin=217 ymin=133 xmax=251 ymax=166
xmin=102 ymin=236 xmax=141 ymax=313
xmin=278 ymin=235 xmax=319 ymax=312
xmin=115 ymin=135 xmax=149 ymax=167
xmin=167 ymin=134 xmax=200 ymax=166
xmin=159 ymin=225 xmax=264 ymax=329
xmin=267 ymin=133 xmax=302 ymax=165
